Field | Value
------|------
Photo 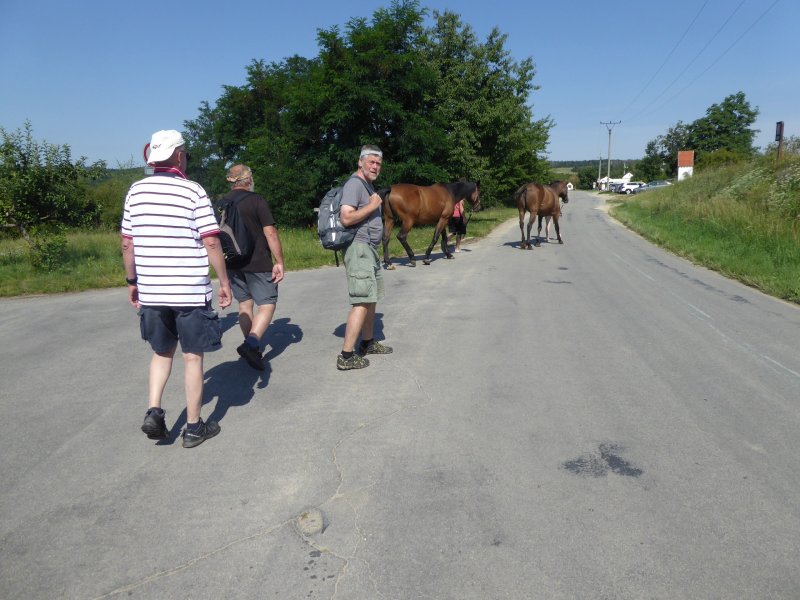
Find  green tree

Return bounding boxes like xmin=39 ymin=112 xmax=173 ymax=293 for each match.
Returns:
xmin=0 ymin=122 xmax=105 ymax=244
xmin=687 ymin=91 xmax=758 ymax=156
xmin=642 ymin=92 xmax=758 ymax=177
xmin=577 ymin=165 xmax=597 ymax=189
xmin=424 ymin=10 xmax=551 ymax=205
xmin=635 ymin=140 xmax=666 ymax=181
xmin=85 ymin=164 xmax=142 ymax=229
xmin=183 ymin=0 xmax=551 ymax=223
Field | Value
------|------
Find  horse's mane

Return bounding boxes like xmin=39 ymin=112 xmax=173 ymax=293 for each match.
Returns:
xmin=444 ymin=181 xmax=478 ymax=201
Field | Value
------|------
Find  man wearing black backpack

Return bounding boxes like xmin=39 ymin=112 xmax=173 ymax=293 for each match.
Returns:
xmin=223 ymin=164 xmax=285 ymax=371
xmin=337 ymin=145 xmax=393 ymax=370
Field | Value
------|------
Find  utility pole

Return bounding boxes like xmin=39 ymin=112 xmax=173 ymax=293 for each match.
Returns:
xmin=601 ymin=121 xmax=621 ymax=190
xmin=597 ymin=154 xmax=602 ymax=188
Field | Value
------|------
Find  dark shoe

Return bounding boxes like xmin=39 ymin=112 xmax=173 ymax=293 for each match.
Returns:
xmin=182 ymin=419 xmax=221 ymax=448
xmin=359 ymin=341 xmax=393 ymax=356
xmin=337 ymin=353 xmax=370 ymax=370
xmin=237 ymin=342 xmax=265 ymax=371
xmin=141 ymin=408 xmax=168 ymax=439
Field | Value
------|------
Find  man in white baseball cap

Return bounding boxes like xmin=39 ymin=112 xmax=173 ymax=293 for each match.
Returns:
xmin=146 ymin=129 xmax=186 ymax=164
xmin=122 ymin=129 xmax=232 ymax=448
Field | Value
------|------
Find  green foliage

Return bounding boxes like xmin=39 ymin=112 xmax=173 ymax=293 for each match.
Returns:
xmin=688 ymin=92 xmax=758 ymax=156
xmin=85 ymin=167 xmax=142 ymax=229
xmin=0 ymin=122 xmax=106 ymax=242
xmin=642 ymin=92 xmax=758 ymax=177
xmin=29 ymin=233 xmax=68 ymax=270
xmin=763 ymin=135 xmax=800 ymax=157
xmin=767 ymin=158 xmax=800 ymax=219
xmin=577 ymin=166 xmax=597 ymax=189
xmin=635 ymin=140 xmax=666 ymax=181
xmin=696 ymin=148 xmax=748 ymax=171
xmin=184 ymin=0 xmax=550 ymax=221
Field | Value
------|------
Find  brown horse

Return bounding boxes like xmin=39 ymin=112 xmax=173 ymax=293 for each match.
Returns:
xmin=515 ymin=180 xmax=569 ymax=249
xmin=380 ymin=181 xmax=481 ymax=268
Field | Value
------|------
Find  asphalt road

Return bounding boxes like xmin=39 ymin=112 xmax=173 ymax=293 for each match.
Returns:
xmin=1 ymin=190 xmax=799 ymax=599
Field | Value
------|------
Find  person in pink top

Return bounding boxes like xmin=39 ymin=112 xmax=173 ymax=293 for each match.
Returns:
xmin=448 ymin=198 xmax=467 ymax=252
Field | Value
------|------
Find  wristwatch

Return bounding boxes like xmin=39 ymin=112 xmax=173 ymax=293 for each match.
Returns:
xmin=126 ymin=277 xmax=138 ymax=285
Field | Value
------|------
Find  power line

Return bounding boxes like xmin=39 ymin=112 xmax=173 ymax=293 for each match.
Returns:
xmin=656 ymin=0 xmax=781 ymax=112
xmin=621 ymin=0 xmax=709 ymax=116
xmin=632 ymin=0 xmax=746 ymax=121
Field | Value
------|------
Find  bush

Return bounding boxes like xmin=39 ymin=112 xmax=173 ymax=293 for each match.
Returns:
xmin=29 ymin=233 xmax=68 ymax=271
xmin=767 ymin=159 xmax=800 ymax=219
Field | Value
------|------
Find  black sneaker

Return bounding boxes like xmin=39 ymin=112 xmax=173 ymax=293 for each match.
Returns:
xmin=141 ymin=408 xmax=168 ymax=439
xmin=182 ymin=419 xmax=221 ymax=448
xmin=237 ymin=342 xmax=265 ymax=371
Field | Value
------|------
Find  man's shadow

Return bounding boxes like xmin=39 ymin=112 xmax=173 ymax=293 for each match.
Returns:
xmin=332 ymin=312 xmax=386 ymax=341
xmin=158 ymin=316 xmax=302 ymax=444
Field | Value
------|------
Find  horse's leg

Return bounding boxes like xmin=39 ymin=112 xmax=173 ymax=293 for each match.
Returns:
xmin=396 ymin=221 xmax=416 ymax=267
xmin=527 ymin=211 xmax=538 ymax=248
xmin=382 ymin=215 xmax=395 ymax=270
xmin=440 ymin=221 xmax=453 ymax=259
xmin=553 ymin=214 xmax=563 ymax=244
xmin=537 ymin=215 xmax=543 ymax=242
xmin=519 ymin=210 xmax=528 ymax=249
xmin=422 ymin=219 xmax=449 ymax=265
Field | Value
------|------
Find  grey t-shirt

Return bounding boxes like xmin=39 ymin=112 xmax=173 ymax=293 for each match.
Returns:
xmin=341 ymin=176 xmax=382 ymax=245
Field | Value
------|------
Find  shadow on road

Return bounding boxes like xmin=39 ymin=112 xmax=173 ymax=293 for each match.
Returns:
xmin=156 ymin=316 xmax=303 ymax=444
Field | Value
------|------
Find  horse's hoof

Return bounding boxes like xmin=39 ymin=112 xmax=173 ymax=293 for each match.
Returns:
xmin=558 ymin=240 xmax=564 ymax=244
xmin=385 ymin=264 xmax=396 ymax=270
xmin=408 ymin=262 xmax=416 ymax=267
xmin=422 ymin=259 xmax=431 ymax=265
xmin=445 ymin=255 xmax=454 ymax=260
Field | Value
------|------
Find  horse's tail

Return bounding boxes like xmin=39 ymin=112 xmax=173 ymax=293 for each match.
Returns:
xmin=513 ymin=184 xmax=528 ymax=207
xmin=378 ymin=187 xmax=394 ymax=221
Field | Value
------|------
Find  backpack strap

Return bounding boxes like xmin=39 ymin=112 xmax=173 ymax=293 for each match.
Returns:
xmin=347 ymin=175 xmax=374 ymax=197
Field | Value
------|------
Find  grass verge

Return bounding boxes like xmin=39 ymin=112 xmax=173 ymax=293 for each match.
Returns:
xmin=0 ymin=207 xmax=519 ymax=297
xmin=610 ymin=161 xmax=800 ymax=304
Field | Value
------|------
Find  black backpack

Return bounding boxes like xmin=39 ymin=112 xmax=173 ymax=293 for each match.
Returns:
xmin=317 ymin=176 xmax=373 ymax=252
xmin=217 ymin=190 xmax=256 ymax=269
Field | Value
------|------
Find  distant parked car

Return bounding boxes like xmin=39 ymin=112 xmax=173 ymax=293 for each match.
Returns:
xmin=633 ymin=180 xmax=672 ymax=193
xmin=619 ymin=181 xmax=645 ymax=194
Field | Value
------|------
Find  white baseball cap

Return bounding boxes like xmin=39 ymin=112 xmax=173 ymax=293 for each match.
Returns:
xmin=147 ymin=130 xmax=185 ymax=164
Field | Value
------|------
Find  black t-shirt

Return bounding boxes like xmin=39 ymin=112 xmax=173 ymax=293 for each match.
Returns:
xmin=222 ymin=190 xmax=276 ymax=273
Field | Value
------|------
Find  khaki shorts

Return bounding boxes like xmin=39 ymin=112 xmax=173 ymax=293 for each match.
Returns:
xmin=343 ymin=242 xmax=384 ymax=305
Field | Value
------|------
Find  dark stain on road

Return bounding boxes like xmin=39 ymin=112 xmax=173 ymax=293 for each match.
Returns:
xmin=563 ymin=443 xmax=643 ymax=478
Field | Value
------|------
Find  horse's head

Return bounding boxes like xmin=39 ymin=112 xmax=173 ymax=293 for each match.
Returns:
xmin=468 ymin=181 xmax=481 ymax=211
xmin=552 ymin=180 xmax=569 ymax=204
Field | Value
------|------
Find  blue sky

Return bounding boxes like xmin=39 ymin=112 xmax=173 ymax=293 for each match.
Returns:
xmin=1 ymin=0 xmax=795 ymax=165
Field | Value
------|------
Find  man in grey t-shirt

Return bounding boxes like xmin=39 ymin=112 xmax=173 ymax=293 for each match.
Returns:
xmin=336 ymin=145 xmax=393 ymax=370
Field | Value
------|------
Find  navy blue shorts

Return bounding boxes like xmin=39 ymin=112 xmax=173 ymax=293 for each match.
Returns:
xmin=139 ymin=304 xmax=222 ymax=354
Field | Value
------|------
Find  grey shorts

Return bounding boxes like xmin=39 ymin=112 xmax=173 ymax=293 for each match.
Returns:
xmin=139 ymin=304 xmax=222 ymax=354
xmin=230 ymin=270 xmax=279 ymax=305
xmin=344 ymin=242 xmax=384 ymax=305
